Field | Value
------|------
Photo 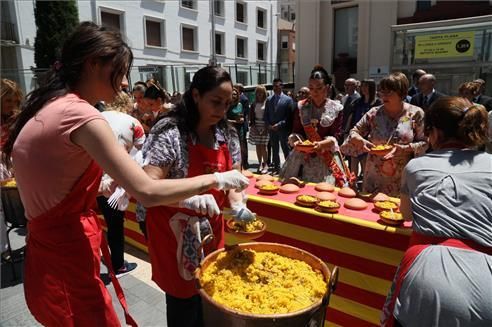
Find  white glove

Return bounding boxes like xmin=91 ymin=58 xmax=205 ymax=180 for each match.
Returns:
xmin=213 ymin=170 xmax=249 ymax=191
xmin=179 ymin=195 xmax=220 ymax=217
xmin=230 ymin=202 xmax=256 ymax=223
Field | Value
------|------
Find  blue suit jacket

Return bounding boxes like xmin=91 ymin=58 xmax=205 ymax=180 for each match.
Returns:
xmin=263 ymin=93 xmax=294 ymax=131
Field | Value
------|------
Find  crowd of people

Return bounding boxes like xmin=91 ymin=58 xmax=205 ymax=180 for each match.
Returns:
xmin=0 ymin=21 xmax=491 ymax=327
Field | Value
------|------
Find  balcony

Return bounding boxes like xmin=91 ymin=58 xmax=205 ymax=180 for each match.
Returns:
xmin=1 ymin=21 xmax=18 ymax=43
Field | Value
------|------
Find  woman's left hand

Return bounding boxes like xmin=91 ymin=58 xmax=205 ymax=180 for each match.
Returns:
xmin=382 ymin=144 xmax=411 ymax=160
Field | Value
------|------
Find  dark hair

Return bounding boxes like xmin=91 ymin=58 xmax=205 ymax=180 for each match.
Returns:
xmin=425 ymin=96 xmax=489 ymax=147
xmin=170 ymin=66 xmax=232 ymax=134
xmin=272 ymin=78 xmax=283 ymax=85
xmin=3 ymin=22 xmax=133 ymax=165
xmin=309 ymin=65 xmax=332 ymax=86
xmin=361 ymin=79 xmax=376 ymax=104
xmin=144 ymin=84 xmax=169 ymax=102
xmin=132 ymin=83 xmax=147 ymax=93
xmin=379 ymin=72 xmax=409 ymax=99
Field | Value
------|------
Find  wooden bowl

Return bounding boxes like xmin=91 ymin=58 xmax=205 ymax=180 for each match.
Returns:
xmin=374 ymin=201 xmax=399 ymax=212
xmin=370 ymin=145 xmax=393 ymax=156
xmin=314 ymin=182 xmax=335 ymax=192
xmin=255 ymin=180 xmax=274 ymax=189
xmin=258 ymin=185 xmax=280 ymax=195
xmin=379 ymin=211 xmax=404 ymax=226
xmin=225 ymin=219 xmax=267 ymax=240
xmin=316 ymin=201 xmax=340 ymax=213
xmin=295 ymin=195 xmax=318 ymax=208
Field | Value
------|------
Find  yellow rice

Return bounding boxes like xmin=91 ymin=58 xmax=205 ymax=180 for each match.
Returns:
xmin=200 ymin=248 xmax=327 ymax=314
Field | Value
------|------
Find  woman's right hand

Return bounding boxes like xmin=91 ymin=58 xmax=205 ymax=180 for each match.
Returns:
xmin=213 ymin=170 xmax=249 ymax=191
xmin=178 ymin=194 xmax=220 ymax=217
xmin=352 ymin=135 xmax=374 ymax=152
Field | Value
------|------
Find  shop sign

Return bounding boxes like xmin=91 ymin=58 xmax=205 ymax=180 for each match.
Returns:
xmin=415 ymin=31 xmax=474 ymax=59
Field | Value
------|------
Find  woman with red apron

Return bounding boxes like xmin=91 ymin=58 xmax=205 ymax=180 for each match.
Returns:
xmin=4 ymin=23 xmax=248 ymax=327
xmin=141 ymin=66 xmax=254 ymax=327
xmin=381 ymin=97 xmax=492 ymax=326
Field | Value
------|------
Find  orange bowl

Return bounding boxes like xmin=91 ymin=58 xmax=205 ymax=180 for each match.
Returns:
xmin=295 ymin=143 xmax=315 ymax=153
xmin=258 ymin=185 xmax=280 ymax=195
xmin=225 ymin=219 xmax=267 ymax=240
xmin=379 ymin=211 xmax=404 ymax=226
xmin=295 ymin=195 xmax=318 ymax=207
xmin=370 ymin=145 xmax=393 ymax=156
xmin=374 ymin=201 xmax=399 ymax=212
xmin=316 ymin=201 xmax=340 ymax=213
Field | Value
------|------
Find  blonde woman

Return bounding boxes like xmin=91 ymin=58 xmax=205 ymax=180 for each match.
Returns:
xmin=248 ymin=85 xmax=269 ymax=173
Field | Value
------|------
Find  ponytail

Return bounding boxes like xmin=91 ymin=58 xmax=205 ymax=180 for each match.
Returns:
xmin=458 ymin=104 xmax=489 ymax=146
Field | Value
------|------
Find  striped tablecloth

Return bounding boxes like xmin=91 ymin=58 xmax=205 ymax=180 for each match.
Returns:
xmin=99 ymin=178 xmax=412 ymax=327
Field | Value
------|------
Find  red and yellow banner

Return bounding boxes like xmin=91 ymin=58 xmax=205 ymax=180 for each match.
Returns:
xmin=99 ymin=178 xmax=411 ymax=326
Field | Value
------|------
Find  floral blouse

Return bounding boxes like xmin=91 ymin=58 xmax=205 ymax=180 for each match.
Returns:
xmin=142 ymin=117 xmax=241 ymax=179
xmin=341 ymin=103 xmax=427 ymax=196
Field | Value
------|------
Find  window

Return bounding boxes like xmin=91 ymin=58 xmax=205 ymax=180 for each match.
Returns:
xmin=181 ymin=0 xmax=196 ymax=10
xmin=182 ymin=25 xmax=197 ymax=52
xmin=257 ymin=72 xmax=267 ymax=84
xmin=236 ymin=71 xmax=248 ymax=85
xmin=257 ymin=41 xmax=266 ymax=61
xmin=101 ymin=10 xmax=122 ymax=31
xmin=215 ymin=32 xmax=225 ymax=55
xmin=236 ymin=37 xmax=247 ymax=58
xmin=257 ymin=8 xmax=266 ymax=29
xmin=333 ymin=6 xmax=358 ymax=74
xmin=236 ymin=1 xmax=246 ymax=23
xmin=144 ymin=17 xmax=165 ymax=48
xmin=281 ymin=35 xmax=289 ymax=49
xmin=214 ymin=0 xmax=224 ymax=16
xmin=290 ymin=13 xmax=296 ymax=21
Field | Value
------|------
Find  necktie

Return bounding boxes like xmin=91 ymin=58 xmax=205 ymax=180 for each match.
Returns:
xmin=423 ymin=95 xmax=430 ymax=107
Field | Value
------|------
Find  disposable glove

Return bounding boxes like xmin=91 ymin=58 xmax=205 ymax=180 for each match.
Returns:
xmin=230 ymin=202 xmax=256 ymax=223
xmin=179 ymin=194 xmax=220 ymax=217
xmin=213 ymin=170 xmax=249 ymax=191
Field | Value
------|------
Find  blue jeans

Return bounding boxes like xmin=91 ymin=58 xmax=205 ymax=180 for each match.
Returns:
xmin=269 ymin=128 xmax=290 ymax=169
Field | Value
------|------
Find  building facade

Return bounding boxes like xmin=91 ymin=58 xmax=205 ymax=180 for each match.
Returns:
xmin=1 ymin=0 xmax=280 ymax=93
xmin=277 ymin=18 xmax=296 ymax=83
xmin=296 ymin=0 xmax=492 ymax=95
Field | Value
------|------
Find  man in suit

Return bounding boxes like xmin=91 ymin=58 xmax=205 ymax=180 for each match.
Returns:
xmin=410 ymin=74 xmax=445 ymax=111
xmin=473 ymin=79 xmax=492 ymax=112
xmin=408 ymin=69 xmax=426 ymax=97
xmin=264 ymin=78 xmax=295 ymax=173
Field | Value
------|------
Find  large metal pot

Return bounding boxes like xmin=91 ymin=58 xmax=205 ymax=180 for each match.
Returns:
xmin=194 ymin=242 xmax=338 ymax=327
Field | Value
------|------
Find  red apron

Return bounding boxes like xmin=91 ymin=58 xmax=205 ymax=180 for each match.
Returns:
xmin=146 ymin=141 xmax=232 ymax=299
xmin=25 ymin=161 xmax=137 ymax=327
xmin=382 ymin=231 xmax=492 ymax=327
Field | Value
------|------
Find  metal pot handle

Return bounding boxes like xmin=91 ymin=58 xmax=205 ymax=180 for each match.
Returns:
xmin=321 ymin=265 xmax=339 ymax=307
xmin=197 ymin=233 xmax=214 ymax=254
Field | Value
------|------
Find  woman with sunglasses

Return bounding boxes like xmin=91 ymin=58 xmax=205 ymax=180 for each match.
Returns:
xmin=341 ymin=72 xmax=427 ymax=196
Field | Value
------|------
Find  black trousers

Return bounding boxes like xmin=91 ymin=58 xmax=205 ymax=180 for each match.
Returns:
xmin=96 ymin=196 xmax=125 ymax=271
xmin=166 ymin=294 xmax=203 ymax=327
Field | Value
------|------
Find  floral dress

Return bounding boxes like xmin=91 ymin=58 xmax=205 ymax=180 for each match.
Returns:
xmin=279 ymin=98 xmax=343 ymax=183
xmin=341 ymin=103 xmax=427 ymax=197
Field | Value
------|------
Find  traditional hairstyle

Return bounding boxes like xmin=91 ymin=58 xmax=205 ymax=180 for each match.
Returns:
xmin=379 ymin=72 xmax=409 ymax=99
xmin=3 ymin=22 xmax=133 ymax=165
xmin=425 ymin=96 xmax=488 ymax=147
xmin=309 ymin=64 xmax=332 ymax=86
xmin=458 ymin=81 xmax=481 ymax=99
xmin=170 ymin=66 xmax=233 ymax=135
